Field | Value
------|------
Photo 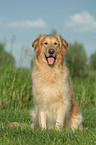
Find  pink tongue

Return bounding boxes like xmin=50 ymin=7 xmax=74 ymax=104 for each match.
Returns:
xmin=48 ymin=57 xmax=54 ymax=64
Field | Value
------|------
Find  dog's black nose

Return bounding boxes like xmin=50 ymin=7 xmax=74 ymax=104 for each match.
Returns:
xmin=48 ymin=48 xmax=55 ymax=54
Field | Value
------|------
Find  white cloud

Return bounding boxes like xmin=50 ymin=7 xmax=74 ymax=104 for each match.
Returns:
xmin=0 ymin=18 xmax=47 ymax=28
xmin=66 ymin=11 xmax=96 ymax=32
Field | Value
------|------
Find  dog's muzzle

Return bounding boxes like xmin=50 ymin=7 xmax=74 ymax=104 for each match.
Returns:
xmin=45 ymin=48 xmax=56 ymax=65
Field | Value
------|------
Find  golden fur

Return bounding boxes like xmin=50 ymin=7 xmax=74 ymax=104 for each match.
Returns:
xmin=31 ymin=34 xmax=82 ymax=130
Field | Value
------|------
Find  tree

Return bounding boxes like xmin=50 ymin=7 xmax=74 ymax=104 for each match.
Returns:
xmin=89 ymin=51 xmax=96 ymax=70
xmin=50 ymin=29 xmax=57 ymax=35
xmin=65 ymin=41 xmax=87 ymax=78
xmin=0 ymin=42 xmax=15 ymax=67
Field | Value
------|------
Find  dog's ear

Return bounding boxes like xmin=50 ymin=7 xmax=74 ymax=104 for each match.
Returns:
xmin=32 ymin=37 xmax=40 ymax=56
xmin=61 ymin=38 xmax=68 ymax=55
xmin=56 ymin=34 xmax=68 ymax=55
xmin=32 ymin=34 xmax=46 ymax=55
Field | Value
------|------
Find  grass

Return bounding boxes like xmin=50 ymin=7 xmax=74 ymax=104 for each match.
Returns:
xmin=0 ymin=109 xmax=96 ymax=145
xmin=0 ymin=66 xmax=33 ymax=109
xmin=0 ymin=66 xmax=96 ymax=144
xmin=0 ymin=66 xmax=96 ymax=109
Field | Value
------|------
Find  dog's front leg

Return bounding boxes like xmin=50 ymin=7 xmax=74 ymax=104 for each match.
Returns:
xmin=56 ymin=101 xmax=69 ymax=129
xmin=39 ymin=111 xmax=46 ymax=129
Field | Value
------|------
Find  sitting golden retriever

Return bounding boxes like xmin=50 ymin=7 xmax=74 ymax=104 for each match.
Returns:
xmin=31 ymin=34 xmax=82 ymax=130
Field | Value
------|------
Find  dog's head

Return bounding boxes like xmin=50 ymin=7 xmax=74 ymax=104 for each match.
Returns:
xmin=32 ymin=34 xmax=68 ymax=66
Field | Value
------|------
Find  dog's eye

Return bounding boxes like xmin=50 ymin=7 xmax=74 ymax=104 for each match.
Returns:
xmin=44 ymin=42 xmax=48 ymax=45
xmin=54 ymin=42 xmax=58 ymax=45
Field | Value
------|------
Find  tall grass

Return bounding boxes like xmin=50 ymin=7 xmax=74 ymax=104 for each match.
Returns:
xmin=0 ymin=66 xmax=33 ymax=109
xmin=0 ymin=65 xmax=96 ymax=110
xmin=74 ymin=78 xmax=96 ymax=108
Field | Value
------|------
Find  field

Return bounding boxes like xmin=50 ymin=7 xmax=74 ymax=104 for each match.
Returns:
xmin=0 ymin=66 xmax=96 ymax=144
xmin=0 ymin=109 xmax=96 ymax=144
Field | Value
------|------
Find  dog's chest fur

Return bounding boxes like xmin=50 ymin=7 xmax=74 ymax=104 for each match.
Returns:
xmin=32 ymin=65 xmax=69 ymax=109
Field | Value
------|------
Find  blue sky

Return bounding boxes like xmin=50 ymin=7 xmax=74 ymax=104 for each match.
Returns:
xmin=0 ymin=0 xmax=96 ymax=67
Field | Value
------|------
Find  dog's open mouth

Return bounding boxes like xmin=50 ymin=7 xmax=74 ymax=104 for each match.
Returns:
xmin=45 ymin=55 xmax=56 ymax=65
xmin=48 ymin=57 xmax=55 ymax=65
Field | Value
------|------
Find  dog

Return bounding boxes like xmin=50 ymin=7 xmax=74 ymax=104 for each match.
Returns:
xmin=31 ymin=34 xmax=82 ymax=130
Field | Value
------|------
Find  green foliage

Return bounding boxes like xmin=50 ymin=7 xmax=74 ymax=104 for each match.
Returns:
xmin=0 ymin=66 xmax=33 ymax=109
xmin=0 ymin=42 xmax=5 ymax=52
xmin=65 ymin=42 xmax=87 ymax=78
xmin=89 ymin=51 xmax=96 ymax=70
xmin=0 ymin=66 xmax=96 ymax=109
xmin=0 ymin=109 xmax=96 ymax=145
xmin=73 ymin=78 xmax=96 ymax=108
xmin=0 ymin=42 xmax=15 ymax=67
xmin=50 ymin=29 xmax=57 ymax=35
